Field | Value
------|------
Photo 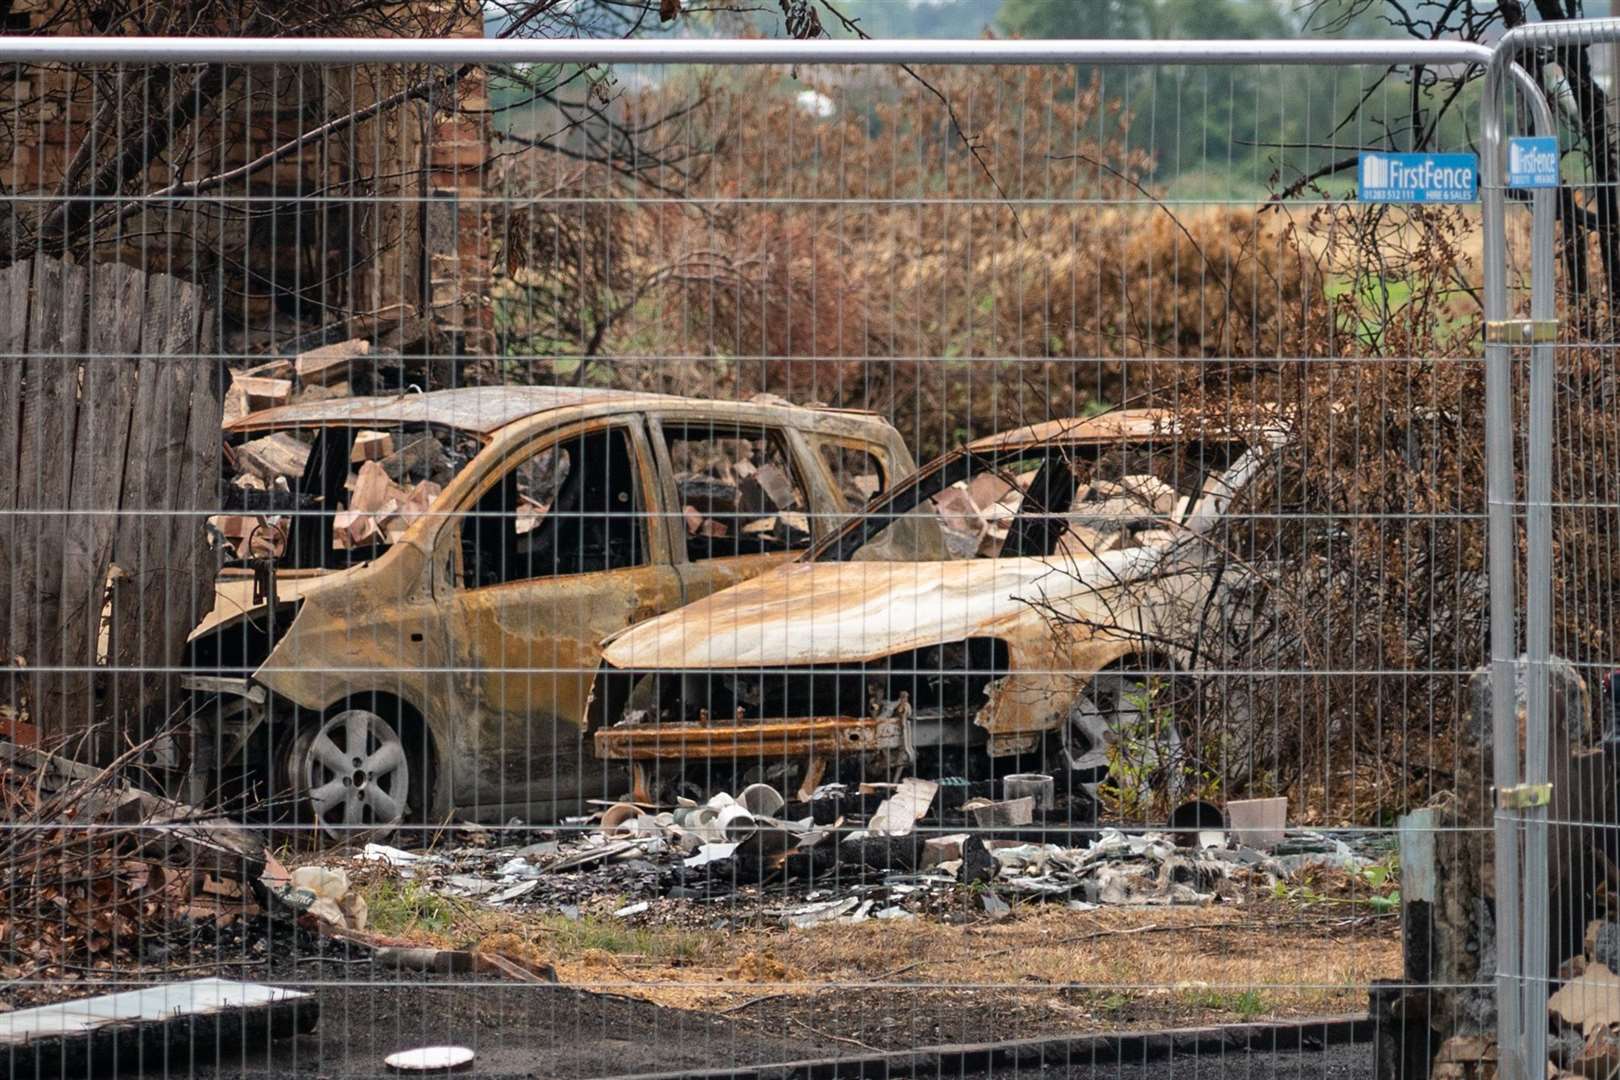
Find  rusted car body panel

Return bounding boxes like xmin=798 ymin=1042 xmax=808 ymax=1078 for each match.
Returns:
xmin=187 ymin=387 xmax=916 ymax=822
xmin=223 ymin=385 xmax=833 ymax=438
xmin=594 ymin=553 xmax=1170 ymax=760
xmin=593 ymin=715 xmax=905 ymax=760
xmin=591 ymin=409 xmax=1270 ymax=772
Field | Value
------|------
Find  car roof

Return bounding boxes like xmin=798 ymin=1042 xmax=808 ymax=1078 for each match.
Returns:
xmin=225 ymin=385 xmax=869 ymax=438
xmin=963 ymin=407 xmax=1270 ymax=452
xmin=964 ymin=409 xmax=1183 ymax=452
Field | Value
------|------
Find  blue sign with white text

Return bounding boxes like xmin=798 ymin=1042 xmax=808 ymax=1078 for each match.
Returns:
xmin=1507 ymin=136 xmax=1560 ymax=189
xmin=1358 ymin=151 xmax=1478 ymax=204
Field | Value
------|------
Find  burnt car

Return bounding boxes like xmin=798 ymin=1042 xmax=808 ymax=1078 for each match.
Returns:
xmin=588 ymin=410 xmax=1271 ymax=811
xmin=177 ymin=386 xmax=917 ymax=836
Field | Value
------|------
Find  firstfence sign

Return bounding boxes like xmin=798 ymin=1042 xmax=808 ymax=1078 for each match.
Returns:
xmin=1358 ymin=152 xmax=1478 ymax=204
xmin=1507 ymin=136 xmax=1560 ymax=189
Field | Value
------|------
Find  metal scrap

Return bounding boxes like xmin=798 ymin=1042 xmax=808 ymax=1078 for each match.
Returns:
xmin=1 ymin=978 xmax=316 ymax=1074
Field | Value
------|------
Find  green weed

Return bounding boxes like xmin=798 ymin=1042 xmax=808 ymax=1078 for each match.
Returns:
xmin=1097 ymin=678 xmax=1220 ymax=821
xmin=535 ymin=912 xmax=703 ymax=962
xmin=364 ymin=879 xmax=460 ymax=937
xmin=1182 ymin=987 xmax=1269 ymax=1019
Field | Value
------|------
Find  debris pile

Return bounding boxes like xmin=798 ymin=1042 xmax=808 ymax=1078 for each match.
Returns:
xmin=320 ymin=778 xmax=1386 ymax=928
xmin=670 ymin=433 xmax=810 ymax=549
xmin=931 ymin=466 xmax=1179 ymax=559
xmin=933 ymin=469 xmax=1035 ymax=557
xmin=1540 ymin=924 xmax=1620 ymax=1079
xmin=221 ymin=338 xmax=403 ymax=422
xmin=213 ymin=338 xmax=473 ymax=560
xmin=0 ymin=745 xmax=265 ymax=1005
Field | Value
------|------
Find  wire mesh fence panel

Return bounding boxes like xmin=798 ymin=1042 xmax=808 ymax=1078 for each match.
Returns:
xmin=0 ymin=33 xmax=1539 ymax=1080
xmin=1483 ymin=17 xmax=1620 ymax=1080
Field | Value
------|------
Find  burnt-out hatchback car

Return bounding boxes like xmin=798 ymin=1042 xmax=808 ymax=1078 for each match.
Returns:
xmin=178 ymin=386 xmax=917 ymax=836
xmin=588 ymin=410 xmax=1271 ymax=812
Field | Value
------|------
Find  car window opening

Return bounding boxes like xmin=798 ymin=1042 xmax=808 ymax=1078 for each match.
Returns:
xmin=462 ymin=425 xmax=647 ymax=587
xmin=820 ymin=440 xmax=1247 ymax=564
xmin=214 ymin=424 xmax=475 ymax=571
xmin=664 ymin=424 xmax=812 ymax=560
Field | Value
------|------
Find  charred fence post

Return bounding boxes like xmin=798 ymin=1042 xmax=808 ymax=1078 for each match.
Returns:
xmin=1378 ymin=660 xmax=1592 ymax=1080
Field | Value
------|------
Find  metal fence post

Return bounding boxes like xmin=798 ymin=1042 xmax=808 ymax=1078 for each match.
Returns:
xmin=1483 ymin=29 xmax=1569 ymax=1080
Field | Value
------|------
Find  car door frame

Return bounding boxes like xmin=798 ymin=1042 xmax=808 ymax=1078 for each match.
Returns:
xmin=644 ymin=411 xmax=835 ymax=602
xmin=432 ymin=412 xmax=680 ymax=818
xmin=808 ymin=432 xmax=898 ymax=514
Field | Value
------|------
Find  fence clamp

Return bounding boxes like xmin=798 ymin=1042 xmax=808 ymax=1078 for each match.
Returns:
xmin=1485 ymin=319 xmax=1559 ymax=344
xmin=1496 ymin=783 xmax=1553 ymax=810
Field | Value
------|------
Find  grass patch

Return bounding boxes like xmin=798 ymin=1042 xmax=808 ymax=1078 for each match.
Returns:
xmin=354 ymin=879 xmax=710 ymax=962
xmin=536 ymin=912 xmax=704 ymax=962
xmin=1179 ymin=987 xmax=1270 ymax=1020
xmin=364 ymin=879 xmax=461 ymax=939
xmin=1082 ymin=990 xmax=1134 ymax=1014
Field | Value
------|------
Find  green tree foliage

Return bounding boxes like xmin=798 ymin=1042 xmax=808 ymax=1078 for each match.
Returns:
xmin=999 ymin=0 xmax=1291 ymax=40
xmin=993 ymin=0 xmax=1470 ymax=196
xmin=832 ymin=0 xmax=1004 ymax=38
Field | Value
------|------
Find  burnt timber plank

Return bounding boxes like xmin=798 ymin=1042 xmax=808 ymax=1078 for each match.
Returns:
xmin=109 ymin=268 xmax=217 ymax=734
xmin=0 ymin=258 xmax=34 ymax=716
xmin=18 ymin=259 xmax=87 ymax=743
xmin=49 ymin=259 xmax=145 ymax=745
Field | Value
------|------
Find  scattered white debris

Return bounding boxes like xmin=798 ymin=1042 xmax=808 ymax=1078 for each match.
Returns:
xmin=384 ymin=1045 xmax=476 ymax=1073
xmin=498 ymin=856 xmax=542 ymax=879
xmin=442 ymin=875 xmax=502 ymax=897
xmin=284 ymin=782 xmax=1387 ymax=934
xmin=290 ymin=865 xmax=367 ymax=930
xmin=869 ymin=777 xmax=938 ymax=837
xmin=361 ymin=843 xmax=421 ymax=872
xmin=783 ymin=896 xmax=862 ymax=928
xmin=488 ymin=880 xmax=541 ymax=905
xmin=684 ymin=842 xmax=740 ymax=868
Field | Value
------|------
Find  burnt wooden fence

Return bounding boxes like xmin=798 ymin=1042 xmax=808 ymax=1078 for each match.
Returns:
xmin=1 ymin=256 xmax=220 ymax=757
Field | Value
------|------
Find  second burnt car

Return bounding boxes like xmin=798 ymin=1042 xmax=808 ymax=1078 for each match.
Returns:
xmin=588 ymin=409 xmax=1273 ymax=813
xmin=175 ymin=386 xmax=918 ymax=837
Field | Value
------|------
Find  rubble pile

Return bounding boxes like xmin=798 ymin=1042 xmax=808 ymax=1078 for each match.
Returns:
xmin=0 ymin=746 xmax=264 ymax=1004
xmin=213 ymin=338 xmax=472 ymax=559
xmin=933 ymin=470 xmax=1034 ymax=558
xmin=327 ymin=778 xmax=1385 ymax=928
xmin=1541 ymin=923 xmax=1620 ymax=1079
xmin=671 ymin=436 xmax=809 ymax=548
xmin=220 ymin=338 xmax=405 ymax=422
xmin=930 ymin=465 xmax=1180 ymax=559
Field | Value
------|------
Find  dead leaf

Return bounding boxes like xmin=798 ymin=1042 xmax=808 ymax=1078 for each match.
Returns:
xmin=1551 ymin=963 xmax=1620 ymax=1034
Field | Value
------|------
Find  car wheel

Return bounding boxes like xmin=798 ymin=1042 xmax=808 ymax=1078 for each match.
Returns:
xmin=1062 ymin=669 xmax=1184 ymax=807
xmin=289 ymin=708 xmax=412 ymax=843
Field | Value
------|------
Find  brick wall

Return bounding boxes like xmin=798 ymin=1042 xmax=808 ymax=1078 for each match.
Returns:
xmin=3 ymin=1 xmax=494 ymax=362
